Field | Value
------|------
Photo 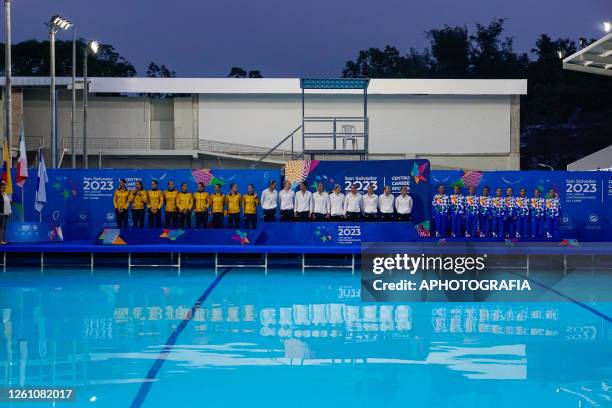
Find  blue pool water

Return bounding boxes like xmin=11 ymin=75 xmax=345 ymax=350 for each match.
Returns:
xmin=1 ymin=269 xmax=611 ymax=407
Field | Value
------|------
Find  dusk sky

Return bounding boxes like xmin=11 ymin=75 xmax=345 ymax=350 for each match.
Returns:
xmin=8 ymin=0 xmax=611 ymax=77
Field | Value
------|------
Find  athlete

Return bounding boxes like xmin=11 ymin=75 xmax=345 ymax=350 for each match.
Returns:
xmin=515 ymin=188 xmax=530 ymax=238
xmin=242 ymin=184 xmax=259 ymax=229
xmin=260 ymin=180 xmax=278 ymax=222
xmin=378 ymin=186 xmax=395 ymax=221
xmin=279 ymin=180 xmax=295 ymax=222
xmin=193 ymin=182 xmax=209 ymax=229
xmin=490 ymin=187 xmax=506 ymax=239
xmin=226 ymin=183 xmax=241 ymax=229
xmin=163 ymin=181 xmax=179 ymax=228
xmin=504 ymin=187 xmax=517 ymax=238
xmin=343 ymin=184 xmax=363 ymax=221
xmin=147 ymin=180 xmax=163 ymax=228
xmin=395 ymin=186 xmax=413 ymax=221
xmin=329 ymin=184 xmax=346 ymax=220
xmin=432 ymin=184 xmax=449 ymax=237
xmin=449 ymin=185 xmax=465 ymax=237
xmin=477 ymin=186 xmax=492 ymax=237
xmin=311 ymin=182 xmax=331 ymax=220
xmin=176 ymin=183 xmax=194 ymax=229
xmin=113 ymin=178 xmax=130 ymax=228
xmin=530 ymin=188 xmax=546 ymax=239
xmin=464 ymin=186 xmax=479 ymax=238
xmin=129 ymin=180 xmax=147 ymax=228
xmin=545 ymin=188 xmax=561 ymax=239
xmin=293 ymin=181 xmax=312 ymax=221
xmin=210 ymin=183 xmax=225 ymax=228
xmin=363 ymin=185 xmax=379 ymax=221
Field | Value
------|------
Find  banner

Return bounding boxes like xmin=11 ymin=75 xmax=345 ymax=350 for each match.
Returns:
xmin=431 ymin=170 xmax=612 ymax=241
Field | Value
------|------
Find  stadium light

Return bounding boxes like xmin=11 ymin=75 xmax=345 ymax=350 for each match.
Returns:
xmin=604 ymin=21 xmax=611 ymax=33
xmin=48 ymin=14 xmax=73 ymax=168
xmin=83 ymin=40 xmax=100 ymax=169
xmin=556 ymin=50 xmax=564 ymax=59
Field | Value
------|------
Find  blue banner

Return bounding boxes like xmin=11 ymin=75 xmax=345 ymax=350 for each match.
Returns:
xmin=431 ymin=170 xmax=612 ymax=241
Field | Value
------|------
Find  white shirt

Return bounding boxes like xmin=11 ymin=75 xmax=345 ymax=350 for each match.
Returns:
xmin=344 ymin=192 xmax=363 ymax=213
xmin=329 ymin=192 xmax=346 ymax=216
xmin=363 ymin=193 xmax=379 ymax=214
xmin=378 ymin=193 xmax=395 ymax=214
xmin=279 ymin=189 xmax=295 ymax=210
xmin=395 ymin=194 xmax=413 ymax=214
xmin=2 ymin=193 xmax=11 ymax=215
xmin=260 ymin=188 xmax=278 ymax=210
xmin=311 ymin=191 xmax=331 ymax=214
xmin=294 ymin=190 xmax=312 ymax=212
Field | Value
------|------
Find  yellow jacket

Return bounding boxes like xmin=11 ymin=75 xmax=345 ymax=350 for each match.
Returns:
xmin=129 ymin=189 xmax=148 ymax=210
xmin=113 ymin=189 xmax=130 ymax=210
xmin=193 ymin=191 xmax=209 ymax=212
xmin=242 ymin=194 xmax=258 ymax=214
xmin=164 ymin=189 xmax=178 ymax=212
xmin=210 ymin=193 xmax=225 ymax=213
xmin=176 ymin=192 xmax=194 ymax=212
xmin=147 ymin=189 xmax=164 ymax=210
xmin=226 ymin=193 xmax=241 ymax=214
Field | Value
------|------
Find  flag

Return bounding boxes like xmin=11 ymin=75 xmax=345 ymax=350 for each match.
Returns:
xmin=16 ymin=126 xmax=28 ymax=188
xmin=34 ymin=148 xmax=48 ymax=213
xmin=2 ymin=140 xmax=13 ymax=195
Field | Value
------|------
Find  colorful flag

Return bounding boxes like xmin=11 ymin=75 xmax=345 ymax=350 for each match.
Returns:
xmin=16 ymin=126 xmax=28 ymax=188
xmin=34 ymin=148 xmax=48 ymax=213
xmin=2 ymin=140 xmax=13 ymax=195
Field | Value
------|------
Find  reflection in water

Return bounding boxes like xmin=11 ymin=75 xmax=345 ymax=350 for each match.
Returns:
xmin=0 ymin=272 xmax=610 ymax=407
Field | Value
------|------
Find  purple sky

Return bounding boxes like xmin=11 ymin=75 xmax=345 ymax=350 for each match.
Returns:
xmin=7 ymin=0 xmax=611 ymax=77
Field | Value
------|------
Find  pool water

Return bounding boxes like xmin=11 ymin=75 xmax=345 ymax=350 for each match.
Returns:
xmin=1 ymin=269 xmax=611 ymax=407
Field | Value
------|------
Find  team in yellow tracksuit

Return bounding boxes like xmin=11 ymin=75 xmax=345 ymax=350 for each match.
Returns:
xmin=193 ymin=182 xmax=209 ymax=228
xmin=176 ymin=183 xmax=194 ymax=229
xmin=147 ymin=180 xmax=164 ymax=228
xmin=210 ymin=184 xmax=225 ymax=229
xmin=226 ymin=183 xmax=241 ymax=229
xmin=129 ymin=180 xmax=148 ymax=228
xmin=164 ymin=181 xmax=179 ymax=228
xmin=242 ymin=184 xmax=259 ymax=229
xmin=113 ymin=179 xmax=131 ymax=228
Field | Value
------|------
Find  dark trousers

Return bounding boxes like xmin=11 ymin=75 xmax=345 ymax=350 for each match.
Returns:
xmin=312 ymin=212 xmax=326 ymax=221
xmin=263 ymin=209 xmax=276 ymax=222
xmin=0 ymin=215 xmax=8 ymax=242
xmin=363 ymin=212 xmax=377 ymax=221
xmin=212 ymin=212 xmax=224 ymax=228
xmin=178 ymin=211 xmax=191 ymax=229
xmin=280 ymin=209 xmax=294 ymax=222
xmin=194 ymin=212 xmax=208 ymax=228
xmin=132 ymin=209 xmax=145 ymax=228
xmin=115 ymin=209 xmax=129 ymax=228
xmin=165 ymin=211 xmax=178 ymax=228
xmin=346 ymin=212 xmax=361 ymax=221
xmin=228 ymin=213 xmax=240 ymax=228
xmin=397 ymin=213 xmax=411 ymax=222
xmin=330 ymin=215 xmax=344 ymax=221
xmin=244 ymin=213 xmax=257 ymax=229
xmin=295 ymin=211 xmax=310 ymax=221
xmin=149 ymin=209 xmax=162 ymax=228
xmin=380 ymin=213 xmax=394 ymax=221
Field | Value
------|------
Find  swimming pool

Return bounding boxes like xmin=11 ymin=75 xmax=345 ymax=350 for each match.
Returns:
xmin=1 ymin=269 xmax=611 ymax=407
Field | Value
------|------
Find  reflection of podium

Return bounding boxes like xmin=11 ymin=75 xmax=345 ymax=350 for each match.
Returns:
xmin=300 ymin=79 xmax=370 ymax=160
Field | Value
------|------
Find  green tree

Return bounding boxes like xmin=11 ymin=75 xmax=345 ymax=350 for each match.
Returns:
xmin=426 ymin=25 xmax=470 ymax=77
xmin=227 ymin=66 xmax=263 ymax=78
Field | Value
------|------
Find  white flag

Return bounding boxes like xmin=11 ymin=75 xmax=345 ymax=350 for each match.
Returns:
xmin=34 ymin=148 xmax=48 ymax=213
xmin=16 ymin=126 xmax=28 ymax=188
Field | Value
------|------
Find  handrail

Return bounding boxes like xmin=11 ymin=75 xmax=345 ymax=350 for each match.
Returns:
xmin=250 ymin=125 xmax=302 ymax=169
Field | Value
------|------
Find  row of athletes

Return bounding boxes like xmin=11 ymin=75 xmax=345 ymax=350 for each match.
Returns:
xmin=112 ymin=179 xmax=415 ymax=229
xmin=432 ymin=185 xmax=561 ymax=239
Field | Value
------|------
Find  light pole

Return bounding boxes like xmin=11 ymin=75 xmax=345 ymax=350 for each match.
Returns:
xmin=71 ymin=26 xmax=76 ymax=168
xmin=4 ymin=0 xmax=12 ymax=159
xmin=82 ymin=40 xmax=99 ymax=169
xmin=47 ymin=15 xmax=72 ymax=169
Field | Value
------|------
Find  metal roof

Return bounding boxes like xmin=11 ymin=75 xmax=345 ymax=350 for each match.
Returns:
xmin=300 ymin=78 xmax=370 ymax=90
xmin=563 ymin=33 xmax=612 ymax=77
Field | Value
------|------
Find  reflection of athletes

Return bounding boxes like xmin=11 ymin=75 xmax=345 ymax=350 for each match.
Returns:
xmin=464 ymin=186 xmax=479 ymax=238
xmin=530 ymin=188 xmax=546 ymax=239
xmin=491 ymin=188 xmax=506 ymax=239
xmin=395 ymin=186 xmax=413 ymax=221
xmin=431 ymin=185 xmax=449 ymax=237
xmin=545 ymin=188 xmax=561 ymax=239
xmin=449 ymin=185 xmax=465 ymax=237
xmin=113 ymin=179 xmax=130 ymax=228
